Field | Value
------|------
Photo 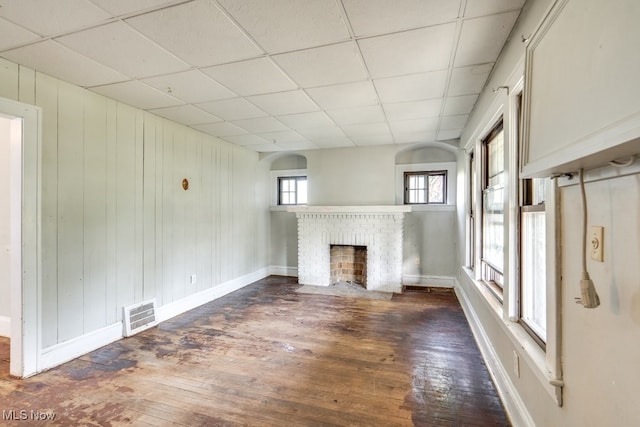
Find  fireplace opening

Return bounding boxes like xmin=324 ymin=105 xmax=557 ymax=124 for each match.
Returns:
xmin=330 ymin=245 xmax=367 ymax=288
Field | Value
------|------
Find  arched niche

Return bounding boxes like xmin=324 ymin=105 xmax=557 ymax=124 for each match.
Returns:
xmin=395 ymin=141 xmax=458 ymax=165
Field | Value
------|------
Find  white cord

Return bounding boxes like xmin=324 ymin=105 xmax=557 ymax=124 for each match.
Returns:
xmin=578 ymin=168 xmax=600 ymax=308
xmin=609 ymin=154 xmax=636 ymax=168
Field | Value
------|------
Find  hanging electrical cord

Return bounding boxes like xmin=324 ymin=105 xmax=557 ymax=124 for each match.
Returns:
xmin=608 ymin=154 xmax=637 ymax=168
xmin=578 ymin=168 xmax=600 ymax=308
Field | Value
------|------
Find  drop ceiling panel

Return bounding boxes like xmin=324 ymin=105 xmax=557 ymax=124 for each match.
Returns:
xmin=258 ymin=130 xmax=310 ymax=148
xmin=231 ymin=117 xmax=289 ymax=134
xmin=222 ymin=134 xmax=270 ymax=146
xmin=393 ymin=130 xmax=438 ymax=144
xmin=141 ymin=70 xmax=236 ymax=103
xmin=297 ymin=126 xmax=349 ymax=142
xmin=149 ymin=104 xmax=221 ymax=126
xmin=312 ymin=138 xmax=355 ymax=149
xmin=273 ymin=42 xmax=368 ymax=88
xmin=277 ymin=112 xmax=336 ymax=130
xmin=56 ymin=21 xmax=189 ymax=78
xmin=375 ymin=70 xmax=448 ymax=103
xmin=448 ymin=64 xmax=493 ymax=96
xmin=383 ymin=99 xmax=443 ymax=121
xmin=351 ymin=134 xmax=394 ymax=146
xmin=440 ymin=114 xmax=469 ymax=130
xmin=389 ymin=117 xmax=439 ymax=135
xmin=464 ymin=0 xmax=526 ymax=18
xmin=306 ymin=81 xmax=378 ymax=110
xmin=454 ymin=11 xmax=520 ymax=67
xmin=247 ymin=90 xmax=319 ymax=116
xmin=191 ymin=122 xmax=247 ymax=137
xmin=343 ymin=0 xmax=461 ymax=37
xmin=326 ymin=105 xmax=386 ymax=126
xmin=0 ymin=18 xmax=41 ymax=51
xmin=126 ymin=0 xmax=261 ymax=67
xmin=202 ymin=58 xmax=296 ymax=96
xmin=2 ymin=40 xmax=128 ymax=87
xmin=443 ymin=94 xmax=478 ymax=115
xmin=437 ymin=129 xmax=462 ymax=140
xmin=0 ymin=0 xmax=110 ymax=36
xmin=358 ymin=24 xmax=456 ymax=78
xmin=341 ymin=122 xmax=392 ymax=139
xmin=276 ymin=140 xmax=318 ymax=151
xmin=90 ymin=80 xmax=182 ymax=110
xmin=89 ymin=0 xmax=181 ymax=17
xmin=217 ymin=0 xmax=350 ymax=53
xmin=196 ymin=98 xmax=267 ymax=121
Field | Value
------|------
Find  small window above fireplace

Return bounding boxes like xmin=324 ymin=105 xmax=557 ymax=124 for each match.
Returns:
xmin=278 ymin=176 xmax=307 ymax=205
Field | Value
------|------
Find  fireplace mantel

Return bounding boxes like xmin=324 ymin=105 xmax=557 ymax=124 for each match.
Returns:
xmin=289 ymin=205 xmax=410 ymax=293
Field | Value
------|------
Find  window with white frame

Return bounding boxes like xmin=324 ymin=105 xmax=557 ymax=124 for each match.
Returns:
xmin=404 ymin=170 xmax=447 ymax=204
xmin=481 ymin=120 xmax=505 ymax=298
xmin=278 ymin=176 xmax=307 ymax=205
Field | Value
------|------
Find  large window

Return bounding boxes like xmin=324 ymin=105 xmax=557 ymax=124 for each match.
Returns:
xmin=404 ymin=171 xmax=447 ymax=204
xmin=481 ymin=120 xmax=505 ymax=297
xmin=278 ymin=176 xmax=307 ymax=205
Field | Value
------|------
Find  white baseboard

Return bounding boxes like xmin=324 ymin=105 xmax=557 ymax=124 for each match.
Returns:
xmin=402 ymin=274 xmax=455 ymax=288
xmin=38 ymin=267 xmax=272 ymax=373
xmin=268 ymin=265 xmax=298 ymax=277
xmin=40 ymin=322 xmax=123 ymax=372
xmin=454 ymin=279 xmax=534 ymax=427
xmin=156 ymin=267 xmax=269 ymax=323
xmin=0 ymin=315 xmax=10 ymax=338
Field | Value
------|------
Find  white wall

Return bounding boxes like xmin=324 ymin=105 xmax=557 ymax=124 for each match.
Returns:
xmin=0 ymin=117 xmax=10 ymax=327
xmin=0 ymin=59 xmax=268 ymax=351
xmin=457 ymin=0 xmax=640 ymax=425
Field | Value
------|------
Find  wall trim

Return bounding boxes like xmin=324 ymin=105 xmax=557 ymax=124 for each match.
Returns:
xmin=402 ymin=275 xmax=455 ymax=287
xmin=453 ymin=278 xmax=535 ymax=427
xmin=269 ymin=266 xmax=298 ymax=277
xmin=0 ymin=316 xmax=10 ymax=338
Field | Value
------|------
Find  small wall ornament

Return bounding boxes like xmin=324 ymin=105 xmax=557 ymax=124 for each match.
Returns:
xmin=182 ymin=178 xmax=189 ymax=191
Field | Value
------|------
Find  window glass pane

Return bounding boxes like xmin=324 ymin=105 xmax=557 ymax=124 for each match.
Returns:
xmin=297 ymin=178 xmax=307 ymax=204
xmin=532 ymin=178 xmax=546 ymax=205
xmin=417 ymin=175 xmax=425 ymax=189
xmin=417 ymin=190 xmax=425 ymax=203
xmin=488 ymin=130 xmax=504 ymax=187
xmin=521 ymin=211 xmax=547 ymax=340
xmin=428 ymin=174 xmax=444 ymax=203
xmin=483 ymin=187 xmax=504 ymax=272
xmin=281 ymin=179 xmax=290 ymax=191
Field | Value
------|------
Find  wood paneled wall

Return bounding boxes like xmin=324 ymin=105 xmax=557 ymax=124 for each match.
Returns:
xmin=0 ymin=59 xmax=265 ymax=349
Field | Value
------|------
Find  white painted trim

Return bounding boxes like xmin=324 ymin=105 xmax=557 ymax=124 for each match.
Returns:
xmin=156 ymin=267 xmax=270 ymax=323
xmin=39 ymin=322 xmax=123 ymax=372
xmin=270 ymin=168 xmax=307 ymax=207
xmin=0 ymin=316 xmax=10 ymax=337
xmin=269 ymin=266 xmax=298 ymax=277
xmin=454 ymin=278 xmax=535 ymax=427
xmin=395 ymin=161 xmax=457 ymax=206
xmin=402 ymin=275 xmax=455 ymax=288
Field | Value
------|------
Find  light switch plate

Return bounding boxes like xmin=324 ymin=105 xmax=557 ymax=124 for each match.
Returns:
xmin=590 ymin=226 xmax=604 ymax=262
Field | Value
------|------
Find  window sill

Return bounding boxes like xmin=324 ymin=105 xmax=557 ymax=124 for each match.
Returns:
xmin=270 ymin=205 xmax=296 ymax=212
xmin=461 ymin=267 xmax=562 ymax=406
xmin=405 ymin=204 xmax=456 ymax=212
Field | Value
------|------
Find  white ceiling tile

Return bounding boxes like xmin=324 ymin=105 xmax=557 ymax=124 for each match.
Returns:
xmin=245 ymin=143 xmax=284 ymax=152
xmin=56 ymin=21 xmax=189 ymax=78
xmin=448 ymin=64 xmax=493 ymax=96
xmin=0 ymin=18 xmax=41 ymax=51
xmin=201 ymin=58 xmax=296 ymax=96
xmin=393 ymin=130 xmax=438 ymax=144
xmin=217 ymin=0 xmax=350 ymax=53
xmin=89 ymin=0 xmax=178 ymax=17
xmin=90 ymin=80 xmax=182 ymax=109
xmin=351 ymin=134 xmax=394 ymax=146
xmin=297 ymin=126 xmax=348 ymax=141
xmin=455 ymin=11 xmax=520 ymax=67
xmin=437 ymin=129 xmax=462 ymax=140
xmin=383 ymin=99 xmax=443 ymax=121
xmin=306 ymin=81 xmax=378 ymax=110
xmin=375 ymin=70 xmax=448 ymax=103
xmin=358 ymin=23 xmax=455 ymax=78
xmin=277 ymin=112 xmax=335 ymax=130
xmin=341 ymin=122 xmax=391 ymax=139
xmin=1 ymin=40 xmax=128 ymax=87
xmin=222 ymin=134 xmax=270 ymax=146
xmin=343 ymin=0 xmax=461 ymax=37
xmin=191 ymin=122 xmax=248 ymax=137
xmin=464 ymin=0 xmax=526 ymax=18
xmin=0 ymin=0 xmax=110 ymax=36
xmin=312 ymin=138 xmax=355 ymax=149
xmin=232 ymin=117 xmax=289 ymax=133
xmin=443 ymin=94 xmax=478 ymax=115
xmin=126 ymin=0 xmax=261 ymax=67
xmin=440 ymin=115 xmax=469 ymax=130
xmin=273 ymin=42 xmax=367 ymax=88
xmin=257 ymin=130 xmax=308 ymax=145
xmin=149 ymin=105 xmax=221 ymax=125
xmin=276 ymin=140 xmax=318 ymax=151
xmin=247 ymin=90 xmax=319 ymax=116
xmin=389 ymin=117 xmax=439 ymax=135
xmin=326 ymin=105 xmax=386 ymax=126
xmin=141 ymin=70 xmax=236 ymax=103
xmin=196 ymin=98 xmax=267 ymax=121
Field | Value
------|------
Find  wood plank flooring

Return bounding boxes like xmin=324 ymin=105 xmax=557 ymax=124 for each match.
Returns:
xmin=0 ymin=276 xmax=509 ymax=426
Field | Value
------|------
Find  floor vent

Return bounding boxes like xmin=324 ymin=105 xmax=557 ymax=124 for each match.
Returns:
xmin=123 ymin=299 xmax=157 ymax=337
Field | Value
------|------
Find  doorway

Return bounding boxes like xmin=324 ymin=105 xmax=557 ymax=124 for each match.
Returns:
xmin=0 ymin=97 xmax=41 ymax=378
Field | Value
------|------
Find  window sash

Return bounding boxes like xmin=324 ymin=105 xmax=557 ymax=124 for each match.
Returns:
xmin=278 ymin=176 xmax=307 ymax=205
xmin=404 ymin=171 xmax=447 ymax=204
xmin=520 ymin=208 xmax=547 ymax=343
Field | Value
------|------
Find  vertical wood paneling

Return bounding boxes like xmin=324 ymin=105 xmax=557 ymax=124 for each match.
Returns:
xmin=154 ymin=117 xmax=164 ymax=304
xmin=142 ymin=113 xmax=157 ymax=301
xmin=105 ymin=99 xmax=118 ymax=324
xmin=0 ymin=59 xmax=19 ymax=101
xmin=184 ymin=131 xmax=198 ymax=293
xmin=18 ymin=66 xmax=36 ymax=105
xmin=219 ymin=144 xmax=232 ymax=282
xmin=171 ymin=123 xmax=186 ymax=301
xmin=161 ymin=122 xmax=174 ymax=305
xmin=36 ymin=73 xmax=59 ymax=348
xmin=134 ymin=110 xmax=144 ymax=304
xmin=82 ymin=92 xmax=107 ymax=333
xmin=199 ymin=135 xmax=213 ymax=291
xmin=56 ymin=82 xmax=85 ymax=342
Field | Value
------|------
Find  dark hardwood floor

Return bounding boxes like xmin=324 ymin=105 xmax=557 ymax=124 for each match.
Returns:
xmin=0 ymin=276 xmax=509 ymax=426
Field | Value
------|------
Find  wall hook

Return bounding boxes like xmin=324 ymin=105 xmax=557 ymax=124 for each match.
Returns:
xmin=521 ymin=34 xmax=531 ymax=43
xmin=492 ymin=85 xmax=510 ymax=94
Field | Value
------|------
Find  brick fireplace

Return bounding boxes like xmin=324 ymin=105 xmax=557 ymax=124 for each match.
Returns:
xmin=330 ymin=245 xmax=367 ymax=286
xmin=288 ymin=206 xmax=411 ymax=293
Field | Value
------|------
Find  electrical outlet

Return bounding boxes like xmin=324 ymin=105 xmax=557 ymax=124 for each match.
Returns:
xmin=513 ymin=351 xmax=520 ymax=378
xmin=190 ymin=274 xmax=197 ymax=285
xmin=590 ymin=226 xmax=604 ymax=262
